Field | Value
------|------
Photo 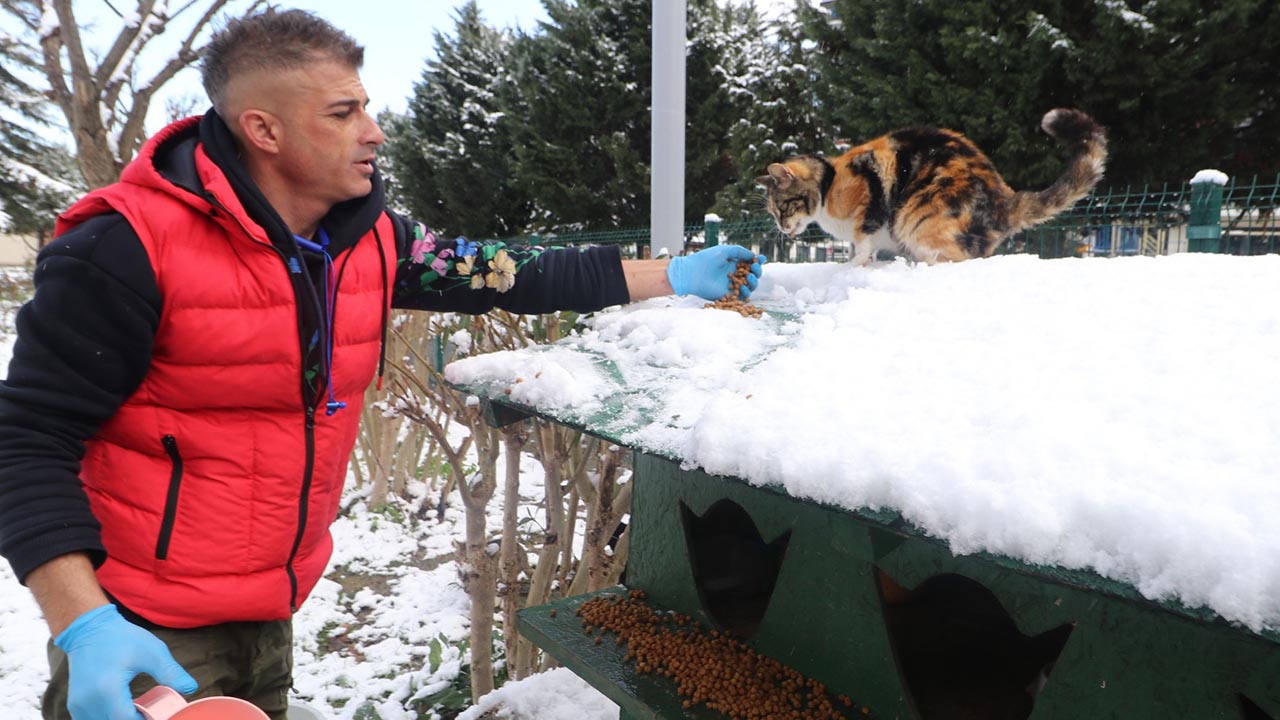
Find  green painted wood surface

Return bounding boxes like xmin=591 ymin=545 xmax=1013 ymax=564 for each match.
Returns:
xmin=458 ymin=383 xmax=1269 ymax=639
xmin=464 ymin=382 xmax=1280 ymax=718
xmin=626 ymin=453 xmax=1280 ymax=719
xmin=627 ymin=453 xmax=910 ymax=717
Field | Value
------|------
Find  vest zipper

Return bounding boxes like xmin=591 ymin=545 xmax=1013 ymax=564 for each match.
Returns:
xmin=155 ymin=435 xmax=184 ymax=560
xmin=202 ymin=193 xmax=333 ymax=614
xmin=203 ymin=192 xmax=328 ymax=407
xmin=286 ymin=404 xmax=318 ymax=612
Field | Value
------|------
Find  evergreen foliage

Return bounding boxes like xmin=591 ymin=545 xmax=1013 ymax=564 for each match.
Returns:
xmin=386 ymin=0 xmax=793 ymax=235
xmin=804 ymin=0 xmax=1280 ymax=188
xmin=503 ymin=0 xmax=654 ymax=231
xmin=6 ymin=0 xmax=1266 ymax=237
xmin=710 ymin=3 xmax=824 ymax=220
xmin=684 ymin=0 xmax=744 ymax=223
xmin=379 ymin=2 xmax=531 ymax=238
xmin=0 ymin=13 xmax=79 ymax=238
xmin=376 ymin=0 xmax=1280 ymax=234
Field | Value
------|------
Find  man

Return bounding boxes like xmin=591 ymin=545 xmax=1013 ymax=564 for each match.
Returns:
xmin=0 ymin=9 xmax=763 ymax=720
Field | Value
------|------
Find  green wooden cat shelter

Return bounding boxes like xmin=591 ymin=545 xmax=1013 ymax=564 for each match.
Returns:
xmin=462 ymin=392 xmax=1279 ymax=720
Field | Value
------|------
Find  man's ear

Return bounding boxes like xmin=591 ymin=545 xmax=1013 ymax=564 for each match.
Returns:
xmin=238 ymin=109 xmax=281 ymax=155
xmin=766 ymin=163 xmax=794 ymax=190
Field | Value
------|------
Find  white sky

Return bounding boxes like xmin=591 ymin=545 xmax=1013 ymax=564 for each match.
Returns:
xmin=144 ymin=0 xmax=553 ymax=130
xmin=133 ymin=0 xmax=797 ymax=132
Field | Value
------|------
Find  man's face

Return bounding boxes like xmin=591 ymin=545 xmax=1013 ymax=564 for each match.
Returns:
xmin=280 ymin=59 xmax=385 ymax=205
xmin=240 ymin=58 xmax=386 ymax=209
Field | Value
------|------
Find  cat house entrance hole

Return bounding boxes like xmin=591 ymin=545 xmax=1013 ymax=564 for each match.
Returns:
xmin=878 ymin=569 xmax=1074 ymax=720
xmin=680 ymin=500 xmax=790 ymax=639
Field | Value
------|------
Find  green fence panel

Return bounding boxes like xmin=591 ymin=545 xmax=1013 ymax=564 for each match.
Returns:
xmin=1222 ymin=175 xmax=1280 ymax=255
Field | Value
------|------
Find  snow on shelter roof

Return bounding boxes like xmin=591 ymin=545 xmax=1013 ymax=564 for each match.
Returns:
xmin=444 ymin=254 xmax=1280 ymax=634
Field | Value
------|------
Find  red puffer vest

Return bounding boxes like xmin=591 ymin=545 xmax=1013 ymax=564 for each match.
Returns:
xmin=55 ymin=117 xmax=396 ymax=628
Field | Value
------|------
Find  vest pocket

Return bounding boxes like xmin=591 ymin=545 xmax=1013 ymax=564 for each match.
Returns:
xmin=156 ymin=435 xmax=184 ymax=560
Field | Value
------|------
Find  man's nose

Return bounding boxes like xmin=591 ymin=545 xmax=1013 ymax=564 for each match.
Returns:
xmin=364 ymin=112 xmax=386 ymax=146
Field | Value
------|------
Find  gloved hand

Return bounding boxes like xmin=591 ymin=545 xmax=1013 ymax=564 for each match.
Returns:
xmin=55 ymin=604 xmax=198 ymax=720
xmin=665 ymin=244 xmax=766 ymax=300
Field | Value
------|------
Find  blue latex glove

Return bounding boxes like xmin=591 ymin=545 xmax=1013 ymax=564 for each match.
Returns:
xmin=665 ymin=244 xmax=766 ymax=300
xmin=54 ymin=604 xmax=198 ymax=720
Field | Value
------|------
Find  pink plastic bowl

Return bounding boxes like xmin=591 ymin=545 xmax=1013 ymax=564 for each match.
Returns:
xmin=134 ymin=686 xmax=270 ymax=720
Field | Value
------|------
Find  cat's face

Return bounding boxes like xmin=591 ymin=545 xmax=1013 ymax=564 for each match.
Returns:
xmin=756 ymin=161 xmax=821 ymax=237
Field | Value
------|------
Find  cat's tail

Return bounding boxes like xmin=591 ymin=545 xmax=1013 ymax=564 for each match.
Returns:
xmin=1008 ymin=109 xmax=1108 ymax=232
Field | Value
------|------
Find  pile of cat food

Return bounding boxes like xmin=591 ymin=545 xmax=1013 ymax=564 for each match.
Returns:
xmin=705 ymin=260 xmax=764 ymax=318
xmin=574 ymin=589 xmax=868 ymax=719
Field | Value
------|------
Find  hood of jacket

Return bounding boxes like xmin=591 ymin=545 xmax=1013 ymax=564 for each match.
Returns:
xmin=102 ymin=109 xmax=388 ymax=258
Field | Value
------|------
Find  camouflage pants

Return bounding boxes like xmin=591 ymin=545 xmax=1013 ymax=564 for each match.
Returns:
xmin=43 ymin=617 xmax=293 ymax=720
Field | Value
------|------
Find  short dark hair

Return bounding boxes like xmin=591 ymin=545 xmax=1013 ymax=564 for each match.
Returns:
xmin=201 ymin=8 xmax=364 ymax=114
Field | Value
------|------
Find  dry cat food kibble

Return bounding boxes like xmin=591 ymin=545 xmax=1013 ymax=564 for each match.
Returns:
xmin=705 ymin=260 xmax=764 ymax=318
xmin=576 ymin=590 xmax=869 ymax=720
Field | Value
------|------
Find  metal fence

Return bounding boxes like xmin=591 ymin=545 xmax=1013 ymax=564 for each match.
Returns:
xmin=1003 ymin=173 xmax=1280 ymax=259
xmin=1219 ymin=174 xmax=1280 ymax=255
xmin=490 ymin=173 xmax=1280 ymax=262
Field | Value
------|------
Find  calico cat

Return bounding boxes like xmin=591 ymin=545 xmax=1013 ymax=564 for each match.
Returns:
xmin=756 ymin=109 xmax=1108 ymax=264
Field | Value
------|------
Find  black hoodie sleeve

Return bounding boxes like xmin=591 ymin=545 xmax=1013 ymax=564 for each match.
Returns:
xmin=0 ymin=213 xmax=161 ymax=583
xmin=388 ymin=214 xmax=632 ymax=315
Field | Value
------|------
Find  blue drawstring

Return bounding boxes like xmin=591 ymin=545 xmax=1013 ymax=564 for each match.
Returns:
xmin=293 ymin=228 xmax=346 ymax=416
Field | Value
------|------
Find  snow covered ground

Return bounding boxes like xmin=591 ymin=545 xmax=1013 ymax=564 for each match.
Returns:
xmin=447 ymin=253 xmax=1280 ymax=634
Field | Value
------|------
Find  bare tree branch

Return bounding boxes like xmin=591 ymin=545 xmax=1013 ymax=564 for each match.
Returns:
xmin=497 ymin=425 xmax=530 ymax=679
xmin=94 ymin=0 xmax=160 ymax=91
xmin=2 ymin=0 xmax=41 ymax=32
xmin=118 ymin=0 xmax=266 ymax=157
xmin=22 ymin=0 xmax=265 ymax=187
xmin=35 ymin=2 xmax=71 ymax=117
xmin=582 ymin=442 xmax=625 ymax=593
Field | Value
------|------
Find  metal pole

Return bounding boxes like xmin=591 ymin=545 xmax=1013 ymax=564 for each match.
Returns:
xmin=651 ymin=0 xmax=686 ymax=258
xmin=1187 ymin=170 xmax=1228 ymax=253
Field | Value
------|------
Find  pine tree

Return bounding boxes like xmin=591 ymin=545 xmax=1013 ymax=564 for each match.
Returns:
xmin=385 ymin=0 xmax=822 ymax=234
xmin=711 ymin=1 xmax=825 ymax=219
xmin=1 ymin=11 xmax=79 ymax=239
xmin=501 ymin=0 xmax=783 ymax=231
xmin=504 ymin=0 xmax=653 ymax=231
xmin=803 ymin=0 xmax=1073 ymax=188
xmin=1058 ymin=0 xmax=1280 ymax=182
xmin=381 ymin=1 xmax=531 ymax=239
xmin=804 ymin=0 xmax=1279 ymax=187
xmin=685 ymin=0 xmax=768 ymax=223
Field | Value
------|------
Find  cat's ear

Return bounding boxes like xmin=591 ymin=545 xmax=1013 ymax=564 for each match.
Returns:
xmin=765 ymin=163 xmax=795 ymax=190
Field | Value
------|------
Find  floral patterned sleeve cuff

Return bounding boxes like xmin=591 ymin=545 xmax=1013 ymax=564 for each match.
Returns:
xmin=400 ymin=222 xmax=544 ymax=295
